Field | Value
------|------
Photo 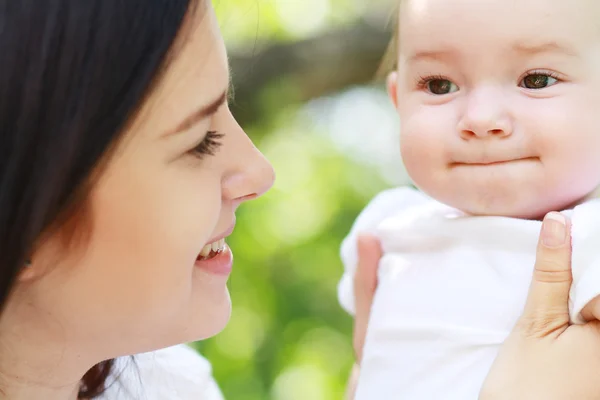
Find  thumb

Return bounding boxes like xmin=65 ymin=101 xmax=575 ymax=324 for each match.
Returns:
xmin=353 ymin=233 xmax=382 ymax=362
xmin=519 ymin=212 xmax=572 ymax=337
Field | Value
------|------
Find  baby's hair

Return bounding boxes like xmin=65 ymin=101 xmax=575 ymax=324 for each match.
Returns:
xmin=376 ymin=2 xmax=400 ymax=79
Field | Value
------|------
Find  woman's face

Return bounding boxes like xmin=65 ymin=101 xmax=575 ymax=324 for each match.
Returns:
xmin=14 ymin=1 xmax=274 ymax=361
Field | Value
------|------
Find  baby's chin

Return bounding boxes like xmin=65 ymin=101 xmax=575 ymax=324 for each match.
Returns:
xmin=422 ymin=186 xmax=585 ymax=221
xmin=458 ymin=201 xmax=550 ymax=221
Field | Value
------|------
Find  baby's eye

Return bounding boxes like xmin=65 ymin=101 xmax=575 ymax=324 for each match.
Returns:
xmin=520 ymin=73 xmax=558 ymax=89
xmin=424 ymin=78 xmax=459 ymax=95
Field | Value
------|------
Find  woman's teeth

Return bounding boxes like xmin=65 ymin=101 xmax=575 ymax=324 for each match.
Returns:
xmin=198 ymin=238 xmax=226 ymax=259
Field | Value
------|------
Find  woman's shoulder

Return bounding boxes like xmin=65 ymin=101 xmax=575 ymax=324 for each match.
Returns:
xmin=98 ymin=344 xmax=224 ymax=400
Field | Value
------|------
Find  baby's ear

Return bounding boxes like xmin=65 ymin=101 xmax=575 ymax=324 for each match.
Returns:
xmin=386 ymin=71 xmax=399 ymax=109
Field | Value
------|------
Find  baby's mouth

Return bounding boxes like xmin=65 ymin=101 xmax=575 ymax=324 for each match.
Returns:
xmin=451 ymin=156 xmax=539 ymax=167
xmin=197 ymin=238 xmax=226 ymax=261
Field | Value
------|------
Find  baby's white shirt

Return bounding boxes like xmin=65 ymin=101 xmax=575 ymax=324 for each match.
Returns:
xmin=338 ymin=187 xmax=600 ymax=400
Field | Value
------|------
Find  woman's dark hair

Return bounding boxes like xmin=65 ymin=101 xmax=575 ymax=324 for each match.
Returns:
xmin=0 ymin=0 xmax=197 ymax=397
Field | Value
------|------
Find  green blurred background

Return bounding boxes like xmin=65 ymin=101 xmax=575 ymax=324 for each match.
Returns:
xmin=194 ymin=1 xmax=411 ymax=398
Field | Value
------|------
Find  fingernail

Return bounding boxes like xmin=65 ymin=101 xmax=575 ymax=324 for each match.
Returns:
xmin=541 ymin=212 xmax=567 ymax=247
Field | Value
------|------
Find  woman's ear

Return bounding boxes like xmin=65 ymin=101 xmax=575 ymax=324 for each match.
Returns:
xmin=387 ymin=71 xmax=399 ymax=109
xmin=18 ymin=259 xmax=37 ymax=282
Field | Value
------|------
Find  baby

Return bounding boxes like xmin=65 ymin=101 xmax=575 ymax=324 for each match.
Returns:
xmin=338 ymin=0 xmax=600 ymax=398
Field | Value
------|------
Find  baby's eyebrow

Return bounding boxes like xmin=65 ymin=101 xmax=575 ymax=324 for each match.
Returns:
xmin=405 ymin=49 xmax=455 ymax=64
xmin=512 ymin=41 xmax=578 ymax=57
xmin=404 ymin=41 xmax=578 ymax=65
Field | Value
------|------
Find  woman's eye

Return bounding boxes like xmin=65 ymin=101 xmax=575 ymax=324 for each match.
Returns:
xmin=191 ymin=131 xmax=224 ymax=158
xmin=423 ymin=78 xmax=459 ymax=95
xmin=520 ymin=73 xmax=558 ymax=89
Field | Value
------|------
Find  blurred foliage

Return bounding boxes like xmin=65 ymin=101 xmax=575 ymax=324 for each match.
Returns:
xmin=193 ymin=1 xmax=397 ymax=399
xmin=214 ymin=0 xmax=392 ymax=48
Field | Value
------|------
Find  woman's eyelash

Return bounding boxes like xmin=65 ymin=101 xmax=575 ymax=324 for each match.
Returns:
xmin=191 ymin=131 xmax=224 ymax=158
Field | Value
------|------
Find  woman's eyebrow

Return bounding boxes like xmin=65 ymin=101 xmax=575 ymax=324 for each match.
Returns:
xmin=170 ymin=89 xmax=228 ymax=135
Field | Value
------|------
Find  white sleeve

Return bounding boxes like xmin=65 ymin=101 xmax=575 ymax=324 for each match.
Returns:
xmin=99 ymin=344 xmax=224 ymax=400
xmin=337 ymin=187 xmax=427 ymax=315
xmin=569 ymin=200 xmax=600 ymax=324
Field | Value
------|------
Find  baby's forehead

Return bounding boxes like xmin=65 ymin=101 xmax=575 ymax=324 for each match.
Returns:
xmin=398 ymin=0 xmax=600 ymax=59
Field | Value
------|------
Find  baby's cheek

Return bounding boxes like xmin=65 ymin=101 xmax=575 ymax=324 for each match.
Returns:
xmin=400 ymin=139 xmax=438 ymax=199
xmin=542 ymin=147 xmax=600 ymax=207
xmin=401 ymin=122 xmax=440 ymax=163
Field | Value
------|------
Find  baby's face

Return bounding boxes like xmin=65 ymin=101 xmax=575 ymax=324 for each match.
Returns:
xmin=393 ymin=0 xmax=600 ymax=219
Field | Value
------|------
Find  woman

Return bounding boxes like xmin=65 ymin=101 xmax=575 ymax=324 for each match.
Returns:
xmin=0 ymin=1 xmax=273 ymax=398
xmin=0 ymin=1 xmax=598 ymax=399
xmin=351 ymin=215 xmax=600 ymax=399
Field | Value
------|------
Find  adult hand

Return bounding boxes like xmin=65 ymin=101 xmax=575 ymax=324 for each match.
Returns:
xmin=346 ymin=234 xmax=382 ymax=399
xmin=480 ymin=212 xmax=600 ymax=400
xmin=352 ymin=234 xmax=382 ymax=363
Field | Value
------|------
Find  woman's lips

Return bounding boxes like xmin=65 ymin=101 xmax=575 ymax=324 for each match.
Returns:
xmin=195 ymin=244 xmax=233 ymax=276
xmin=195 ymin=219 xmax=236 ymax=276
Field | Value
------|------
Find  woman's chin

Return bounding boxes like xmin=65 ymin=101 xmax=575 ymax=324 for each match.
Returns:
xmin=191 ymin=288 xmax=232 ymax=341
xmin=131 ymin=288 xmax=232 ymax=353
